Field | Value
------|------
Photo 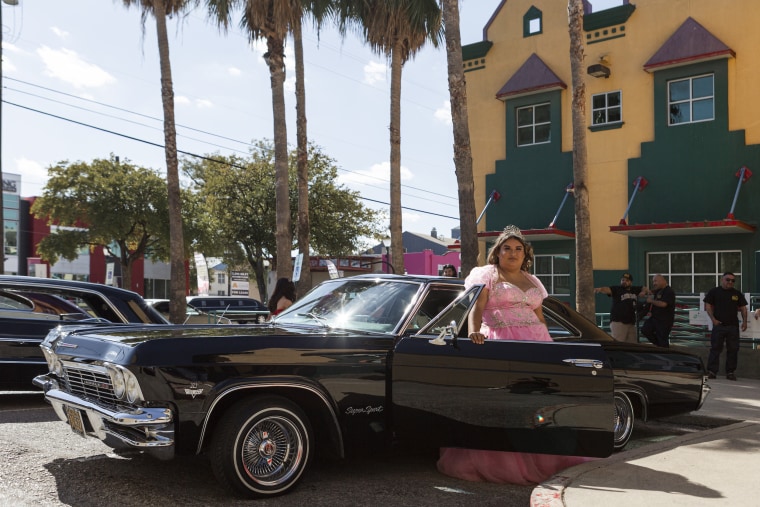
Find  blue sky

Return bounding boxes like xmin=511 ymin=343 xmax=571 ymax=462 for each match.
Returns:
xmin=2 ymin=0 xmax=620 ymax=244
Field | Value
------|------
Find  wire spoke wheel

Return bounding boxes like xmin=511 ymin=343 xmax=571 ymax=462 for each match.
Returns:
xmin=210 ymin=396 xmax=312 ymax=498
xmin=242 ymin=415 xmax=304 ymax=485
xmin=613 ymin=392 xmax=634 ymax=450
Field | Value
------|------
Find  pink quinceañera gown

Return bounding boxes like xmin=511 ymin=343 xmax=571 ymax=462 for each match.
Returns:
xmin=436 ymin=264 xmax=594 ymax=485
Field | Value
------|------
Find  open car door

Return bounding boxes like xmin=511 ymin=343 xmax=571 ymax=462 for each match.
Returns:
xmin=391 ymin=286 xmax=614 ymax=458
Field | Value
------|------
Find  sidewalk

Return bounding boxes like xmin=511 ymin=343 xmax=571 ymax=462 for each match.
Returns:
xmin=531 ymin=378 xmax=760 ymax=507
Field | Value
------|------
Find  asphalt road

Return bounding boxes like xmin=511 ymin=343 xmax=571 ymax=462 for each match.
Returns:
xmin=0 ymin=392 xmax=734 ymax=507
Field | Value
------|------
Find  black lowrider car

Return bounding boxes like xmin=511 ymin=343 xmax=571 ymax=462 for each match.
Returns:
xmin=0 ymin=275 xmax=167 ymax=390
xmin=33 ymin=274 xmax=708 ymax=498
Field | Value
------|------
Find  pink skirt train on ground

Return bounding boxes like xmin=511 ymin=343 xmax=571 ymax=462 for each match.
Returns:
xmin=437 ymin=448 xmax=595 ymax=486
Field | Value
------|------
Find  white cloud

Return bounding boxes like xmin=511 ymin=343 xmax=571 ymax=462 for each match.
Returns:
xmin=2 ymin=42 xmax=22 ymax=53
xmin=249 ymin=39 xmax=267 ymax=60
xmin=363 ymin=60 xmax=388 ymax=86
xmin=284 ymin=75 xmax=296 ymax=93
xmin=175 ymin=95 xmax=191 ymax=105
xmin=37 ymin=45 xmax=116 ymax=88
xmin=16 ymin=158 xmax=49 ymax=197
xmin=51 ymin=27 xmax=70 ymax=39
xmin=228 ymin=66 xmax=242 ymax=76
xmin=337 ymin=161 xmax=413 ymax=187
xmin=195 ymin=98 xmax=213 ymax=109
xmin=402 ymin=210 xmax=422 ymax=225
xmin=434 ymin=100 xmax=452 ymax=126
xmin=4 ymin=56 xmax=16 ymax=73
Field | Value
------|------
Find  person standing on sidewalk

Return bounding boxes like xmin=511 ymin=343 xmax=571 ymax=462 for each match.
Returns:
xmin=704 ymin=272 xmax=748 ymax=381
xmin=641 ymin=274 xmax=676 ymax=348
xmin=594 ymin=272 xmax=646 ymax=343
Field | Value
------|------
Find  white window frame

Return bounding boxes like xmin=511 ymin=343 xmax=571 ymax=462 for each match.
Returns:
xmin=591 ymin=90 xmax=622 ymax=125
xmin=646 ymin=249 xmax=742 ymax=293
xmin=516 ymin=102 xmax=551 ymax=147
xmin=534 ymin=254 xmax=570 ymax=296
xmin=667 ymin=74 xmax=714 ymax=126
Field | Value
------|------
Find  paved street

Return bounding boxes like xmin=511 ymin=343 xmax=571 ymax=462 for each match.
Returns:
xmin=0 ymin=389 xmax=740 ymax=507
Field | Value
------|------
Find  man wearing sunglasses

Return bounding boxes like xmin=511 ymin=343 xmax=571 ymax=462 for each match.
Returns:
xmin=704 ymin=272 xmax=748 ymax=381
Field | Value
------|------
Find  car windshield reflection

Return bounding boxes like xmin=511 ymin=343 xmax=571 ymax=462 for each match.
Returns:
xmin=274 ymin=279 xmax=422 ymax=333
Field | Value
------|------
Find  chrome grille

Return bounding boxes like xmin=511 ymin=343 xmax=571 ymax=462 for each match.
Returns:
xmin=63 ymin=364 xmax=118 ymax=408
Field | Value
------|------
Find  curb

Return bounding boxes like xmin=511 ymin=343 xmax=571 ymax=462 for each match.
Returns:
xmin=528 ymin=420 xmax=756 ymax=507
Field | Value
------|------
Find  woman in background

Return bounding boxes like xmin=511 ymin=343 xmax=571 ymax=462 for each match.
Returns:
xmin=268 ymin=278 xmax=296 ymax=318
xmin=437 ymin=225 xmax=592 ymax=485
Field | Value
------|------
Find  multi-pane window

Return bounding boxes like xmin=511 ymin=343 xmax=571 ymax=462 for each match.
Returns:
xmin=534 ymin=254 xmax=570 ymax=296
xmin=592 ymin=91 xmax=622 ymax=125
xmin=646 ymin=250 xmax=741 ymax=293
xmin=517 ymin=103 xmax=551 ymax=146
xmin=668 ymin=74 xmax=714 ymax=125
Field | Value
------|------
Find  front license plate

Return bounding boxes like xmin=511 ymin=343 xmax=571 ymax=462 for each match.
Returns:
xmin=65 ymin=405 xmax=86 ymax=437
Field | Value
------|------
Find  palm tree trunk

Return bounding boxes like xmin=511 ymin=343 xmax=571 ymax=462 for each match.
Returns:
xmin=441 ymin=0 xmax=478 ymax=276
xmin=266 ymin=34 xmax=293 ymax=280
xmin=119 ymin=242 xmax=133 ymax=291
xmin=568 ymin=0 xmax=594 ymax=318
xmin=154 ymin=0 xmax=187 ymax=323
xmin=293 ymin=16 xmax=311 ymax=296
xmin=389 ymin=42 xmax=404 ymax=275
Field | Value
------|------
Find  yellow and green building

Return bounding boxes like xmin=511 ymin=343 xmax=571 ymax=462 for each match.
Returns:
xmin=463 ymin=0 xmax=760 ymax=303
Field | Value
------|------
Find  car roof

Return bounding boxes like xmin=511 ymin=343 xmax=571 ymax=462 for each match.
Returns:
xmin=0 ymin=275 xmax=143 ymax=298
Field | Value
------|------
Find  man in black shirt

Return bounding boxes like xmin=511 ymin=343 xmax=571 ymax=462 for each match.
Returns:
xmin=704 ymin=272 xmax=748 ymax=381
xmin=641 ymin=274 xmax=676 ymax=348
xmin=594 ymin=272 xmax=645 ymax=342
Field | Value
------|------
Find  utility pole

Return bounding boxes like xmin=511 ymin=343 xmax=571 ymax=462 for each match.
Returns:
xmin=0 ymin=0 xmax=19 ymax=274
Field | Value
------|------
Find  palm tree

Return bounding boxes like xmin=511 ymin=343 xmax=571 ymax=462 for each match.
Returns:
xmin=336 ymin=0 xmax=443 ymax=275
xmin=206 ymin=0 xmax=298 ymax=281
xmin=293 ymin=1 xmax=333 ymax=297
xmin=120 ymin=0 xmax=191 ymax=323
xmin=439 ymin=0 xmax=477 ymax=276
xmin=568 ymin=0 xmax=594 ymax=318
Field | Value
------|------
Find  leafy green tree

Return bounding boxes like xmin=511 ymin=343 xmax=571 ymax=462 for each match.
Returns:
xmin=334 ymin=0 xmax=443 ymax=276
xmin=183 ymin=141 xmax=382 ymax=297
xmin=30 ymin=156 xmax=171 ymax=291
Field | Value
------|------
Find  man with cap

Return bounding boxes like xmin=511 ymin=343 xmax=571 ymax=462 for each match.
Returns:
xmin=594 ymin=273 xmax=646 ymax=342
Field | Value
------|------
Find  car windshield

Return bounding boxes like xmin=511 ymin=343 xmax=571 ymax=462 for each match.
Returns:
xmin=274 ymin=278 xmax=422 ymax=333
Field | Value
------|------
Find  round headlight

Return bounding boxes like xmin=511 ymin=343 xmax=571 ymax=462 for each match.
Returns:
xmin=125 ymin=374 xmax=142 ymax=404
xmin=111 ymin=368 xmax=126 ymax=399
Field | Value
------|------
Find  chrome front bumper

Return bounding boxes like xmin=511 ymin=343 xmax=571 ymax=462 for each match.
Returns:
xmin=34 ymin=374 xmax=175 ymax=459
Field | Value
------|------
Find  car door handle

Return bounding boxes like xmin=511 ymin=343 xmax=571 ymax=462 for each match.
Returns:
xmin=563 ymin=358 xmax=604 ymax=369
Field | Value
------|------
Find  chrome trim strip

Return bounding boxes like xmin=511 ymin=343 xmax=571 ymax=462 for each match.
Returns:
xmin=196 ymin=382 xmax=344 ymax=456
xmin=34 ymin=374 xmax=173 ymax=448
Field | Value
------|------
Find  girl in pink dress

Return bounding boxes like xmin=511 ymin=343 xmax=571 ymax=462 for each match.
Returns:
xmin=437 ymin=225 xmax=593 ymax=485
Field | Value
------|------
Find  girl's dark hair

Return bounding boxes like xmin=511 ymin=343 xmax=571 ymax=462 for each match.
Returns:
xmin=268 ymin=278 xmax=296 ymax=313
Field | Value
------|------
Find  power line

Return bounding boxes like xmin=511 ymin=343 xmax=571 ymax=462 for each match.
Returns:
xmin=5 ymin=77 xmax=458 ymax=204
xmin=4 ymin=99 xmax=460 ymax=222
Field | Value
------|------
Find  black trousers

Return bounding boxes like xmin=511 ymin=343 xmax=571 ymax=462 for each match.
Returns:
xmin=707 ymin=324 xmax=740 ymax=374
xmin=641 ymin=317 xmax=672 ymax=348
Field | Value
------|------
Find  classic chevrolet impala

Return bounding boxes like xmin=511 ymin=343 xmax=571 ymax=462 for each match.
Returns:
xmin=33 ymin=274 xmax=708 ymax=498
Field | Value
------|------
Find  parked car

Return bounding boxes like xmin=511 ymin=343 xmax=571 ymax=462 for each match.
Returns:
xmin=0 ymin=275 xmax=168 ymax=391
xmin=186 ymin=295 xmax=269 ymax=323
xmin=146 ymin=299 xmax=233 ymax=325
xmin=33 ymin=274 xmax=708 ymax=498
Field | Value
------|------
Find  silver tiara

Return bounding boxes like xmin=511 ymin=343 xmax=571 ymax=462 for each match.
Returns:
xmin=501 ymin=224 xmax=524 ymax=240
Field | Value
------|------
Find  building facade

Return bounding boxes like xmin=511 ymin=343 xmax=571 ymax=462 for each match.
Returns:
xmin=463 ymin=0 xmax=760 ymax=302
